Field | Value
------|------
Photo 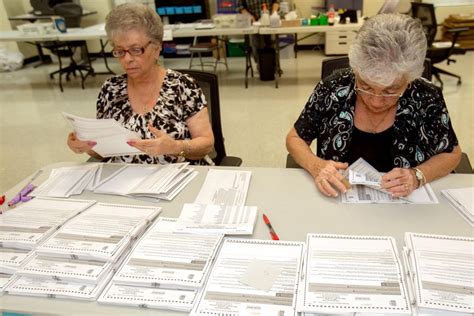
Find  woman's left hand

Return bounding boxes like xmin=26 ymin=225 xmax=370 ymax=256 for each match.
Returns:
xmin=127 ymin=124 xmax=180 ymax=157
xmin=381 ymin=168 xmax=418 ymax=198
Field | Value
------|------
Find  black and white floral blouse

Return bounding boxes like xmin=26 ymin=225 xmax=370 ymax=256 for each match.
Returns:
xmin=96 ymin=69 xmax=207 ymax=164
xmin=294 ymin=69 xmax=459 ymax=168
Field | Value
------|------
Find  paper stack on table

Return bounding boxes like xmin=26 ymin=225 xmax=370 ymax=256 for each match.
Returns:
xmin=31 ymin=164 xmax=102 ymax=198
xmin=191 ymin=238 xmax=304 ymax=315
xmin=63 ymin=112 xmax=142 ymax=157
xmin=93 ymin=163 xmax=197 ymax=201
xmin=98 ymin=217 xmax=223 ymax=312
xmin=402 ymin=233 xmax=473 ymax=316
xmin=441 ymin=187 xmax=474 ymax=227
xmin=181 ymin=169 xmax=258 ymax=235
xmin=0 ymin=197 xmax=95 ymax=250
xmin=297 ymin=234 xmax=412 ymax=315
xmin=343 ymin=158 xmax=438 ymax=204
xmin=175 ymin=203 xmax=258 ymax=235
xmin=6 ymin=203 xmax=161 ymax=300
xmin=0 ymin=198 xmax=95 ymax=296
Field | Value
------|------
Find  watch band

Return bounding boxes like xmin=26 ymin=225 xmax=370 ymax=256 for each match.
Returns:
xmin=413 ymin=167 xmax=426 ymax=188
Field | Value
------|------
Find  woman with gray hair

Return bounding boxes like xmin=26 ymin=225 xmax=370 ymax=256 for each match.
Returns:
xmin=286 ymin=14 xmax=461 ymax=198
xmin=67 ymin=3 xmax=214 ymax=165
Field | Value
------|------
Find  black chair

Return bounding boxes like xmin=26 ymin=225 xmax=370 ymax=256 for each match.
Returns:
xmin=320 ymin=56 xmax=432 ymax=81
xmin=176 ymin=69 xmax=242 ymax=166
xmin=44 ymin=3 xmax=93 ymax=92
xmin=286 ymin=57 xmax=472 ymax=174
xmin=411 ymin=2 xmax=468 ymax=89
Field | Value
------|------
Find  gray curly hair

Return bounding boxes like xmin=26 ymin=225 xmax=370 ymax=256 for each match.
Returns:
xmin=105 ymin=3 xmax=163 ymax=45
xmin=349 ymin=13 xmax=427 ymax=86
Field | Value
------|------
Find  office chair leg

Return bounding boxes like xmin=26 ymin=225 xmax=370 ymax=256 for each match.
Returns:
xmin=433 ymin=73 xmax=444 ymax=90
xmin=435 ymin=67 xmax=462 ymax=85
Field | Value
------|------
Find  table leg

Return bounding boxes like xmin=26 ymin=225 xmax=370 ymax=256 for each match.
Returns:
xmin=33 ymin=42 xmax=52 ymax=68
xmin=244 ymin=34 xmax=254 ymax=89
xmin=95 ymin=39 xmax=115 ymax=75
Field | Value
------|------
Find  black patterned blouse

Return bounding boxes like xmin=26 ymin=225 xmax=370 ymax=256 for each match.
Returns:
xmin=294 ymin=69 xmax=459 ymax=168
xmin=96 ymin=69 xmax=207 ymax=164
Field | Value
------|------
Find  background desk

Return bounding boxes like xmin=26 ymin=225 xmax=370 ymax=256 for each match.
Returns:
xmin=0 ymin=162 xmax=472 ymax=315
xmin=259 ymin=22 xmax=363 ymax=87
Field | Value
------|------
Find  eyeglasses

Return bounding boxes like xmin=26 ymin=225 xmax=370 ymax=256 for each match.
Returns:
xmin=355 ymin=84 xmax=404 ymax=100
xmin=112 ymin=41 xmax=153 ymax=58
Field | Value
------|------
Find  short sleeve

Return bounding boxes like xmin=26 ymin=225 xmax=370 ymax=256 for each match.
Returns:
xmin=294 ymin=81 xmax=326 ymax=143
xmin=178 ymin=74 xmax=207 ymax=121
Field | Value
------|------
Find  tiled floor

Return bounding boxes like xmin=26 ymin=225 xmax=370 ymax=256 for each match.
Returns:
xmin=0 ymin=50 xmax=473 ymax=193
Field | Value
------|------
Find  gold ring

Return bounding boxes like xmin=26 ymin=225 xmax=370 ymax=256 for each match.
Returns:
xmin=318 ymin=178 xmax=325 ymax=184
xmin=404 ymin=183 xmax=408 ymax=190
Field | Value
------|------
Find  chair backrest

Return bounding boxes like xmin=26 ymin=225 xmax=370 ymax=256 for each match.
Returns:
xmin=53 ymin=2 xmax=83 ymax=28
xmin=411 ymin=2 xmax=437 ymax=46
xmin=175 ymin=69 xmax=227 ymax=165
xmin=321 ymin=56 xmax=432 ymax=82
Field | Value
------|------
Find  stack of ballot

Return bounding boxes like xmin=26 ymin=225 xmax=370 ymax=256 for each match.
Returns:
xmin=175 ymin=203 xmax=258 ymax=235
xmin=98 ymin=218 xmax=223 ymax=312
xmin=297 ymin=234 xmax=412 ymax=315
xmin=63 ymin=112 xmax=142 ymax=157
xmin=175 ymin=169 xmax=258 ymax=235
xmin=441 ymin=187 xmax=474 ymax=227
xmin=6 ymin=203 xmax=161 ymax=300
xmin=93 ymin=163 xmax=197 ymax=201
xmin=31 ymin=164 xmax=102 ymax=198
xmin=0 ymin=198 xmax=95 ymax=295
xmin=402 ymin=232 xmax=473 ymax=316
xmin=343 ymin=158 xmax=438 ymax=204
xmin=191 ymin=238 xmax=304 ymax=315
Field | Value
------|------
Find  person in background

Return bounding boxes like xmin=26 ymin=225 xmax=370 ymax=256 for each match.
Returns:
xmin=286 ymin=14 xmax=461 ymax=198
xmin=237 ymin=0 xmax=280 ymax=64
xmin=67 ymin=3 xmax=214 ymax=165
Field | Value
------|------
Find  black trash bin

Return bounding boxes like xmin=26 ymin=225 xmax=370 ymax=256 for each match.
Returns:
xmin=258 ymin=47 xmax=275 ymax=81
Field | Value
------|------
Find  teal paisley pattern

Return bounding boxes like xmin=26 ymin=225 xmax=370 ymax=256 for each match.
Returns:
xmin=294 ymin=69 xmax=458 ymax=168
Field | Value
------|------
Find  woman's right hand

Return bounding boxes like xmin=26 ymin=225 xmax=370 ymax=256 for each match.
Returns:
xmin=67 ymin=132 xmax=97 ymax=155
xmin=312 ymin=159 xmax=350 ymax=197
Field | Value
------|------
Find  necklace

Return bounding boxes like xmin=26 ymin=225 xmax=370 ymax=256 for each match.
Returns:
xmin=367 ymin=109 xmax=393 ymax=133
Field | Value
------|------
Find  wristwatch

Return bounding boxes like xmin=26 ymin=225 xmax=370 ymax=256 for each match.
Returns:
xmin=412 ymin=167 xmax=426 ymax=188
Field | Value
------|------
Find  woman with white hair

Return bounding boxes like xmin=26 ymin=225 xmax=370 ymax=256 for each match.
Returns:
xmin=286 ymin=14 xmax=461 ymax=198
xmin=67 ymin=3 xmax=214 ymax=164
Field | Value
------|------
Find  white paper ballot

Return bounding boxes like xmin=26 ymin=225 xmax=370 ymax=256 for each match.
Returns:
xmin=0 ymin=247 xmax=34 ymax=274
xmin=31 ymin=164 xmax=100 ymax=198
xmin=342 ymin=183 xmax=438 ymax=204
xmin=36 ymin=203 xmax=161 ymax=262
xmin=191 ymin=239 xmax=304 ymax=316
xmin=0 ymin=273 xmax=16 ymax=295
xmin=0 ymin=198 xmax=95 ymax=249
xmin=343 ymin=158 xmax=438 ymax=204
xmin=404 ymin=232 xmax=474 ymax=314
xmin=175 ymin=203 xmax=258 ymax=235
xmin=17 ymin=255 xmax=115 ymax=284
xmin=93 ymin=163 xmax=193 ymax=201
xmin=297 ymin=234 xmax=411 ymax=315
xmin=63 ymin=112 xmax=142 ymax=157
xmin=194 ymin=169 xmax=252 ymax=206
xmin=441 ymin=187 xmax=474 ymax=227
xmin=98 ymin=282 xmax=199 ymax=312
xmin=112 ymin=217 xmax=223 ymax=289
xmin=5 ymin=272 xmax=114 ymax=300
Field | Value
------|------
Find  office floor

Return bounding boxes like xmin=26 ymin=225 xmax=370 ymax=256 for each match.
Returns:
xmin=0 ymin=50 xmax=473 ymax=193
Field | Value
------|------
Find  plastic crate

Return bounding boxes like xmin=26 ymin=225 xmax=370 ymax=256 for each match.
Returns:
xmin=227 ymin=39 xmax=245 ymax=57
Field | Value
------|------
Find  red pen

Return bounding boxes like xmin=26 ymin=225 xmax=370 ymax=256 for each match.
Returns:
xmin=263 ymin=214 xmax=279 ymax=240
xmin=0 ymin=195 xmax=5 ymax=215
